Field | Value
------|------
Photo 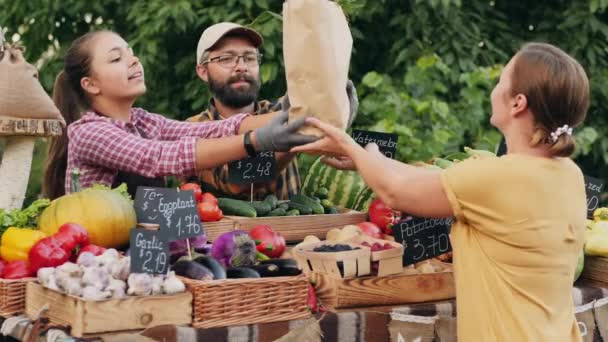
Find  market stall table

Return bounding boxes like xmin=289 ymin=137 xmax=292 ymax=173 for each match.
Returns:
xmin=2 ymin=279 xmax=607 ymax=342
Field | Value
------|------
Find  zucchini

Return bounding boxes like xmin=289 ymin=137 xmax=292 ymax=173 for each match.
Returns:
xmin=172 ymin=260 xmax=214 ymax=280
xmin=226 ymin=267 xmax=261 ymax=278
xmin=250 ymin=201 xmax=272 ymax=216
xmin=193 ymin=255 xmax=226 ymax=280
xmin=217 ymin=198 xmax=257 ymax=217
xmin=287 ymin=201 xmax=312 ymax=215
xmin=315 ymin=187 xmax=329 ymax=199
xmin=290 ymin=194 xmax=324 ymax=215
xmin=264 ymin=194 xmax=279 ymax=210
xmin=278 ymin=202 xmax=290 ymax=211
xmin=286 ymin=209 xmax=300 ymax=216
xmin=268 ymin=208 xmax=287 ymax=216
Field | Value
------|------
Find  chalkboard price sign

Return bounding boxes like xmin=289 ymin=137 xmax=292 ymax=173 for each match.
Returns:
xmin=393 ymin=216 xmax=453 ymax=266
xmin=585 ymin=175 xmax=605 ymax=218
xmin=228 ymin=151 xmax=277 ymax=184
xmin=134 ymin=187 xmax=204 ymax=241
xmin=352 ymin=129 xmax=399 ymax=159
xmin=129 ymin=228 xmax=170 ymax=275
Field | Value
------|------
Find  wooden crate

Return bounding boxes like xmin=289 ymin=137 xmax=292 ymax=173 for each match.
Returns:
xmin=25 ymin=282 xmax=192 ymax=337
xmin=581 ymin=256 xmax=608 ymax=287
xmin=310 ymin=261 xmax=455 ymax=309
xmin=204 ymin=218 xmax=236 ymax=241
xmin=182 ymin=274 xmax=310 ymax=328
xmin=228 ymin=209 xmax=366 ymax=243
xmin=345 ymin=235 xmax=404 ymax=276
xmin=0 ymin=278 xmax=35 ymax=317
xmin=293 ymin=242 xmax=371 ymax=278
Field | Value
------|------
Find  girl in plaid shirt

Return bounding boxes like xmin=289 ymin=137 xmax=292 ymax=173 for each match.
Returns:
xmin=43 ymin=31 xmax=316 ymax=199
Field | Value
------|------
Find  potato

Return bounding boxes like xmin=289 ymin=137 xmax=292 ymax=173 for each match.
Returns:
xmin=326 ymin=228 xmax=342 ymax=241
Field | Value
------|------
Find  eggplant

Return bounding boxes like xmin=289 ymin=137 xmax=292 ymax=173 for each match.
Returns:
xmin=226 ymin=267 xmax=261 ymax=278
xmin=260 ymin=258 xmax=298 ymax=269
xmin=260 ymin=259 xmax=302 ymax=276
xmin=246 ymin=264 xmax=280 ymax=277
xmin=172 ymin=260 xmax=214 ymax=280
xmin=193 ymin=255 xmax=227 ymax=280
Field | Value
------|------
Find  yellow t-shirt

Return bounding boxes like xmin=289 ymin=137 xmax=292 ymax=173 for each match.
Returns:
xmin=440 ymin=154 xmax=586 ymax=342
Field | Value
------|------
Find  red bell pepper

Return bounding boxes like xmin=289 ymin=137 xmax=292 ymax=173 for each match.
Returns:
xmin=369 ymin=198 xmax=400 ymax=235
xmin=28 ymin=237 xmax=71 ymax=274
xmin=248 ymin=225 xmax=286 ymax=258
xmin=3 ymin=260 xmax=33 ymax=279
xmin=78 ymin=244 xmax=106 ymax=257
xmin=54 ymin=223 xmax=90 ymax=255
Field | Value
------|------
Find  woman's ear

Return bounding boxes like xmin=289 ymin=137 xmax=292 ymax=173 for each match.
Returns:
xmin=81 ymin=76 xmax=101 ymax=96
xmin=511 ymin=93 xmax=528 ymax=118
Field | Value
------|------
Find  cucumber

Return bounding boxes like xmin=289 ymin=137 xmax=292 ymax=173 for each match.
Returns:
xmin=217 ymin=198 xmax=257 ymax=217
xmin=320 ymin=199 xmax=333 ymax=210
xmin=286 ymin=209 xmax=300 ymax=216
xmin=326 ymin=206 xmax=340 ymax=214
xmin=312 ymin=196 xmax=321 ymax=203
xmin=226 ymin=267 xmax=261 ymax=278
xmin=290 ymin=194 xmax=324 ymax=215
xmin=315 ymin=187 xmax=329 ymax=199
xmin=193 ymin=255 xmax=226 ymax=280
xmin=287 ymin=201 xmax=312 ymax=215
xmin=264 ymin=194 xmax=279 ymax=210
xmin=250 ymin=201 xmax=271 ymax=216
xmin=268 ymin=208 xmax=287 ymax=216
xmin=278 ymin=203 xmax=290 ymax=211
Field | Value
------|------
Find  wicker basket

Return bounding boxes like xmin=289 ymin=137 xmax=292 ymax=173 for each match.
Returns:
xmin=183 ymin=274 xmax=310 ymax=328
xmin=0 ymin=278 xmax=35 ymax=317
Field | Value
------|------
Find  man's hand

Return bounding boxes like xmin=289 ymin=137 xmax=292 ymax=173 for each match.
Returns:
xmin=253 ymin=111 xmax=318 ymax=152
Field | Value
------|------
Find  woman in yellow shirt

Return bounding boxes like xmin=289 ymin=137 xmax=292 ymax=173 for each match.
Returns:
xmin=293 ymin=42 xmax=588 ymax=341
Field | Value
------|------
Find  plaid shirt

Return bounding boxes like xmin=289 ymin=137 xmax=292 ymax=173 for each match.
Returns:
xmin=186 ymin=99 xmax=301 ymax=201
xmin=66 ymin=107 xmax=247 ymax=194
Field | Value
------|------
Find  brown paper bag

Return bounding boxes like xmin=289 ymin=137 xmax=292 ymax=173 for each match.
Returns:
xmin=0 ymin=43 xmax=64 ymax=124
xmin=282 ymin=0 xmax=352 ymax=136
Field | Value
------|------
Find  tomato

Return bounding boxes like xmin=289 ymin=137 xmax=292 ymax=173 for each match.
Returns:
xmin=201 ymin=192 xmax=218 ymax=205
xmin=197 ymin=202 xmax=223 ymax=222
xmin=180 ymin=183 xmax=203 ymax=203
xmin=356 ymin=222 xmax=383 ymax=239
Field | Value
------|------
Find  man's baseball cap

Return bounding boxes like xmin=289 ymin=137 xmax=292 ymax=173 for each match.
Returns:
xmin=196 ymin=22 xmax=264 ymax=64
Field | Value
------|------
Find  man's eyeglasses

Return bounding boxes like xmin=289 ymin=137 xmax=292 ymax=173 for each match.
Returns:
xmin=202 ymin=53 xmax=262 ymax=68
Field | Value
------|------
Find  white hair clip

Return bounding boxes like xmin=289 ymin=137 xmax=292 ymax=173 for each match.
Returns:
xmin=550 ymin=124 xmax=573 ymax=143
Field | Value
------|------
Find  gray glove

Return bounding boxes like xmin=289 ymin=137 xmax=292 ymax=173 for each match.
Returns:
xmin=254 ymin=111 xmax=319 ymax=152
xmin=279 ymin=79 xmax=359 ymax=129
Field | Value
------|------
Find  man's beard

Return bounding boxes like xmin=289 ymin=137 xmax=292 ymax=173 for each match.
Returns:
xmin=208 ymin=72 xmax=261 ymax=109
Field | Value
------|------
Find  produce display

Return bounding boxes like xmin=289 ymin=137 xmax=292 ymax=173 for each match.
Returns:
xmin=216 ymin=191 xmax=342 ymax=218
xmin=36 ymin=249 xmax=185 ymax=300
xmin=172 ymin=227 xmax=301 ymax=281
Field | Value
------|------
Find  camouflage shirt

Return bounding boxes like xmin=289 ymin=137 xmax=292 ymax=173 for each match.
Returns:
xmin=186 ymin=98 xmax=300 ymax=201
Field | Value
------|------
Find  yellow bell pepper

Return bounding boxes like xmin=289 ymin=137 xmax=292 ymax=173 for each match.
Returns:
xmin=594 ymin=208 xmax=608 ymax=222
xmin=0 ymin=227 xmax=46 ymax=262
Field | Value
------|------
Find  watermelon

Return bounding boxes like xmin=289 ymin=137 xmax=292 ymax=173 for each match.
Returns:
xmin=352 ymin=187 xmax=375 ymax=212
xmin=301 ymin=157 xmax=369 ymax=209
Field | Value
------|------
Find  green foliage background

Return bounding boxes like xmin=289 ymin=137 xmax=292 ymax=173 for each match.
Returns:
xmin=1 ymin=0 xmax=607 ymax=206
